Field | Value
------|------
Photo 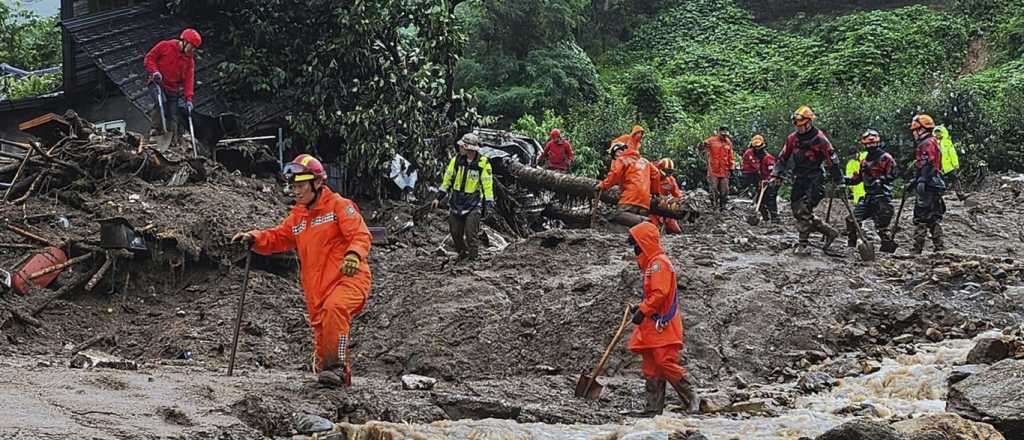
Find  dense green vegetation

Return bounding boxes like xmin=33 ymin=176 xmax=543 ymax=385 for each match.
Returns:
xmin=0 ymin=2 xmax=63 ymax=101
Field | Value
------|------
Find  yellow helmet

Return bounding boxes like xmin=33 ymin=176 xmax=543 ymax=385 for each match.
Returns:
xmin=750 ymin=135 xmax=765 ymax=147
xmin=791 ymin=105 xmax=816 ymax=127
xmin=656 ymin=158 xmax=675 ymax=171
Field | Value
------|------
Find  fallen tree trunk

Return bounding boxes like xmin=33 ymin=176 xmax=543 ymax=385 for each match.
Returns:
xmin=501 ymin=159 xmax=702 ymax=220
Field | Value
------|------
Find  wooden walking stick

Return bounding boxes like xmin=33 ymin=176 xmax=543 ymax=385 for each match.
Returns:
xmin=227 ymin=251 xmax=252 ymax=376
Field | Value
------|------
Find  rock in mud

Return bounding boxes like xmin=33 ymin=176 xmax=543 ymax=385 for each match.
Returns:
xmin=401 ymin=374 xmax=437 ymax=391
xmin=965 ymin=337 xmax=1011 ymax=364
xmin=816 ymin=419 xmax=903 ymax=440
xmin=69 ymin=349 xmax=138 ymax=370
xmin=892 ymin=412 xmax=1005 ymax=440
xmin=948 ymin=358 xmax=1024 ymax=438
xmin=293 ymin=413 xmax=333 ymax=434
xmin=947 ymin=364 xmax=982 ymax=386
xmin=697 ymin=391 xmax=731 ymax=414
xmin=925 ymin=328 xmax=945 ymax=342
xmin=798 ymin=371 xmax=837 ymax=394
xmin=433 ymin=393 xmax=521 ymax=420
xmin=893 ymin=334 xmax=915 ymax=344
xmin=158 ymin=406 xmax=193 ymax=426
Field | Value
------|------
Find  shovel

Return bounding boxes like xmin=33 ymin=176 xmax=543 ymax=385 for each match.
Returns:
xmin=839 ymin=187 xmax=876 ymax=261
xmin=590 ymin=190 xmax=602 ymax=228
xmin=746 ymin=182 xmax=768 ymax=226
xmin=187 ymin=107 xmax=199 ymax=158
xmin=227 ymin=250 xmax=252 ymax=376
xmin=152 ymin=84 xmax=174 ymax=153
xmin=881 ymin=191 xmax=909 ymax=253
xmin=575 ymin=304 xmax=631 ymax=400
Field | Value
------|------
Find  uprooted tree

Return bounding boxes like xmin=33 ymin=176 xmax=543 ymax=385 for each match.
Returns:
xmin=167 ymin=0 xmax=479 ymax=194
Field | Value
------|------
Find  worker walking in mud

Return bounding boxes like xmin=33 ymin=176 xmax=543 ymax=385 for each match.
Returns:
xmin=699 ymin=127 xmax=734 ymax=211
xmin=769 ymin=106 xmax=842 ymax=255
xmin=755 ymin=140 xmax=779 ymax=223
xmin=432 ymin=133 xmax=495 ymax=261
xmin=144 ymin=28 xmax=201 ymax=140
xmin=626 ymin=222 xmax=699 ymax=415
xmin=651 ymin=158 xmax=683 ymax=234
xmin=909 ymin=115 xmax=947 ymax=254
xmin=597 ymin=128 xmax=659 ymax=227
xmin=844 ymin=130 xmax=897 ymax=249
xmin=934 ymin=125 xmax=967 ymax=201
xmin=537 ymin=129 xmax=574 ymax=173
xmin=740 ymin=135 xmax=766 ymax=199
xmin=232 ymin=154 xmax=372 ymax=388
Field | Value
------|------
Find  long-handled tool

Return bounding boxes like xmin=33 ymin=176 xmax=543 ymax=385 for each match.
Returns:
xmin=152 ymin=84 xmax=174 ymax=152
xmin=590 ymin=190 xmax=602 ymax=228
xmin=227 ymin=250 xmax=252 ymax=376
xmin=881 ymin=188 xmax=910 ymax=253
xmin=575 ymin=304 xmax=631 ymax=400
xmin=187 ymin=107 xmax=198 ymax=158
xmin=746 ymin=182 xmax=768 ymax=226
xmin=839 ymin=186 xmax=876 ymax=261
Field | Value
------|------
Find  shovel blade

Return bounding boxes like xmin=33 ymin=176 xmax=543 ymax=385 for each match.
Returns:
xmin=746 ymin=213 xmax=760 ymax=226
xmin=857 ymin=241 xmax=876 ymax=261
xmin=574 ymin=374 xmax=604 ymax=399
xmin=880 ymin=239 xmax=898 ymax=253
xmin=153 ymin=131 xmax=174 ymax=153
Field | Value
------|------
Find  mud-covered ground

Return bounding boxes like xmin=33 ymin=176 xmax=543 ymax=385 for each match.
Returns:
xmin=1 ymin=143 xmax=1023 ymax=438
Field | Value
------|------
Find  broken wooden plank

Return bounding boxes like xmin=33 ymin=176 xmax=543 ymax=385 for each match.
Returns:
xmin=18 ymin=113 xmax=71 ymax=145
xmin=6 ymin=224 xmax=61 ymax=248
xmin=217 ymin=135 xmax=277 ymax=145
xmin=27 ymin=252 xmax=94 ymax=281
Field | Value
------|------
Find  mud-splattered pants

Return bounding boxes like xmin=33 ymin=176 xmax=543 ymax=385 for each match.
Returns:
xmin=310 ymin=279 xmax=369 ymax=383
xmin=760 ymin=185 xmax=779 ymax=221
xmin=639 ymin=345 xmax=687 ymax=381
xmin=448 ymin=209 xmax=481 ymax=259
xmin=790 ymin=176 xmax=837 ymax=245
xmin=708 ymin=175 xmax=729 ymax=209
xmin=845 ymin=195 xmax=894 ymax=245
xmin=912 ymin=187 xmax=946 ymax=252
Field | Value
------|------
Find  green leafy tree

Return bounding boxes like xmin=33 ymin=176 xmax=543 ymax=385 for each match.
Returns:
xmin=0 ymin=2 xmax=62 ymax=71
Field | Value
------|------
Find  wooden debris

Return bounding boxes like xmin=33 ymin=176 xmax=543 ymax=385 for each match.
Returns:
xmin=27 ymin=252 xmax=95 ymax=281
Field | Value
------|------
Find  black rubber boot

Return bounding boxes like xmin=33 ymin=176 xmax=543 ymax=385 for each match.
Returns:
xmin=668 ymin=376 xmax=700 ymax=414
xmin=643 ymin=378 xmax=666 ymax=416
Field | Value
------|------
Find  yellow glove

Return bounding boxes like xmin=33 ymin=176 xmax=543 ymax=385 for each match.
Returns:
xmin=342 ymin=252 xmax=361 ymax=276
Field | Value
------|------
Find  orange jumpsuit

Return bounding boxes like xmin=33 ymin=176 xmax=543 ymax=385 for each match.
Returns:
xmin=627 ymin=222 xmax=687 ymax=381
xmin=610 ymin=125 xmax=646 ymax=153
xmin=651 ymin=175 xmax=683 ymax=234
xmin=249 ymin=187 xmax=372 ymax=378
xmin=599 ymin=148 xmax=659 ymax=212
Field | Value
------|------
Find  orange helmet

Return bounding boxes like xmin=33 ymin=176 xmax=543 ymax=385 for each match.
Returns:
xmin=180 ymin=28 xmax=202 ymax=48
xmin=656 ymin=158 xmax=675 ymax=171
xmin=910 ymin=114 xmax=935 ymax=131
xmin=750 ymin=135 xmax=765 ymax=148
xmin=791 ymin=105 xmax=816 ymax=127
xmin=860 ymin=129 xmax=881 ymax=145
xmin=285 ymin=154 xmax=326 ymax=183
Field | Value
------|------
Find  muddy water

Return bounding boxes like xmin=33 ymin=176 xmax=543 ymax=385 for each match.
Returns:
xmin=342 ymin=333 xmax=990 ymax=440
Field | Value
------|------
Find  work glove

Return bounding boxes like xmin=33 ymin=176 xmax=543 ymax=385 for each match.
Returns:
xmin=768 ymin=176 xmax=782 ymax=187
xmin=151 ymin=71 xmax=162 ymax=83
xmin=483 ymin=200 xmax=495 ymax=219
xmin=842 ymin=176 xmax=853 ymax=186
xmin=231 ymin=232 xmax=254 ymax=245
xmin=342 ymin=252 xmax=360 ymax=276
xmin=630 ymin=305 xmax=645 ymax=325
xmin=185 ymin=100 xmax=194 ymax=113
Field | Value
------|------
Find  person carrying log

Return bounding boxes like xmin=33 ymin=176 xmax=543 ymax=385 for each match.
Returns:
xmin=769 ymin=106 xmax=842 ymax=255
xmin=844 ymin=129 xmax=897 ymax=250
xmin=626 ymin=222 xmax=698 ymax=416
xmin=651 ymin=158 xmax=683 ymax=234
xmin=596 ymin=128 xmax=659 ymax=226
xmin=231 ymin=154 xmax=372 ymax=388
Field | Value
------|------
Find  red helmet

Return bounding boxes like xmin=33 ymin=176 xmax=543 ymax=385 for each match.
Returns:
xmin=180 ymin=28 xmax=202 ymax=48
xmin=549 ymin=128 xmax=561 ymax=139
xmin=285 ymin=154 xmax=326 ymax=183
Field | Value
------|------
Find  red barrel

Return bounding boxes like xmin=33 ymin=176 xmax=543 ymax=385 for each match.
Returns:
xmin=12 ymin=246 xmax=67 ymax=295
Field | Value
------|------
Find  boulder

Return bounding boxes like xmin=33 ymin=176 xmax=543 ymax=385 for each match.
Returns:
xmin=697 ymin=391 xmax=731 ymax=414
xmin=965 ymin=338 xmax=1011 ymax=364
xmin=401 ymin=374 xmax=437 ymax=391
xmin=798 ymin=371 xmax=837 ymax=394
xmin=892 ymin=412 xmax=1005 ymax=440
xmin=293 ymin=413 xmax=333 ymax=435
xmin=947 ymin=364 xmax=982 ymax=386
xmin=816 ymin=419 xmax=903 ymax=440
xmin=947 ymin=359 xmax=1024 ymax=438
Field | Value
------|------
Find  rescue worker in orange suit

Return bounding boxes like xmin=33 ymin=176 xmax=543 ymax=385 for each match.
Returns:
xmin=232 ymin=154 xmax=372 ymax=388
xmin=651 ymin=158 xmax=683 ymax=234
xmin=844 ymin=129 xmax=898 ymax=249
xmin=909 ymin=114 xmax=947 ymax=253
xmin=699 ymin=126 xmax=734 ymax=211
xmin=627 ymin=222 xmax=698 ymax=415
xmin=143 ymin=28 xmax=201 ymax=139
xmin=769 ymin=106 xmax=842 ymax=255
xmin=597 ymin=130 xmax=659 ymax=226
xmin=537 ymin=128 xmax=574 ymax=172
xmin=755 ymin=140 xmax=779 ymax=223
xmin=740 ymin=135 xmax=766 ymax=199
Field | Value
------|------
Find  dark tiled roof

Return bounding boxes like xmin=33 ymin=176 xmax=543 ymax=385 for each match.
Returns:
xmin=60 ymin=5 xmax=287 ymax=130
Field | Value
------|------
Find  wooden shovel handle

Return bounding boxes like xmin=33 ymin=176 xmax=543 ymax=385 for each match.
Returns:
xmin=754 ymin=181 xmax=768 ymax=211
xmin=587 ymin=304 xmax=632 ymax=382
